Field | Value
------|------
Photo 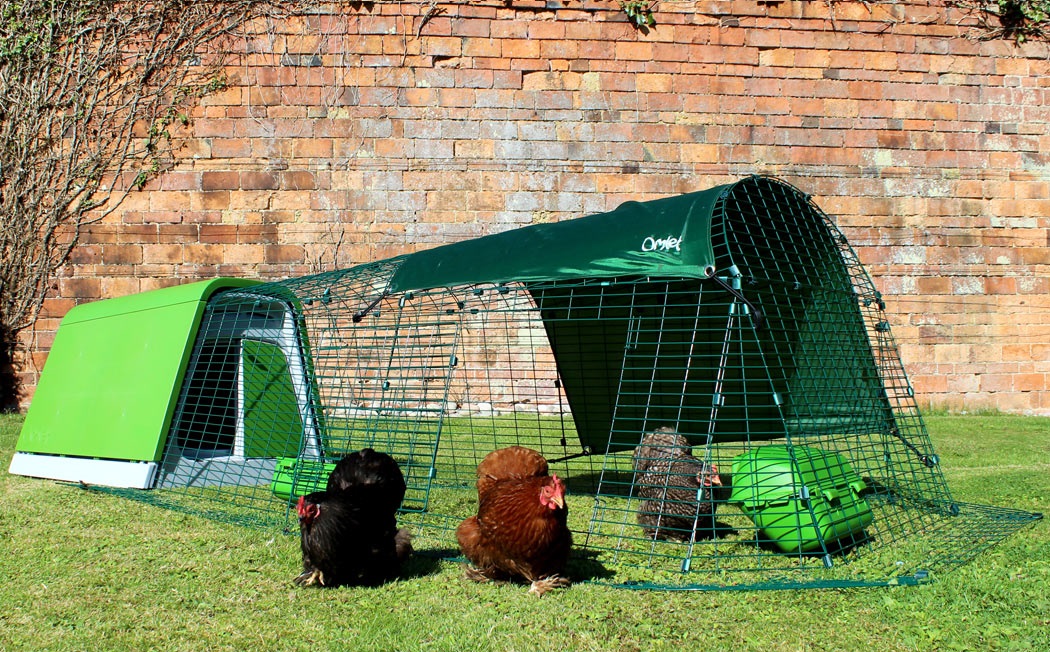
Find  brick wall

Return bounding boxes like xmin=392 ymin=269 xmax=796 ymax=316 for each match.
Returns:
xmin=15 ymin=0 xmax=1050 ymax=414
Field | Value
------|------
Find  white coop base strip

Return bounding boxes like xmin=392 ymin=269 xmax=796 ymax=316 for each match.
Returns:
xmin=9 ymin=452 xmax=158 ymax=489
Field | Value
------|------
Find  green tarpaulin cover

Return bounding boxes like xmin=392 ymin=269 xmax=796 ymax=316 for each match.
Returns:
xmin=388 ymin=186 xmax=725 ymax=293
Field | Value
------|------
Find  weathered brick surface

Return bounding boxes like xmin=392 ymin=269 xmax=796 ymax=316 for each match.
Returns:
xmin=12 ymin=1 xmax=1050 ymax=414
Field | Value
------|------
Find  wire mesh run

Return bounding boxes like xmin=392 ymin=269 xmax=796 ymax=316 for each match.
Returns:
xmin=104 ymin=176 xmax=1041 ymax=590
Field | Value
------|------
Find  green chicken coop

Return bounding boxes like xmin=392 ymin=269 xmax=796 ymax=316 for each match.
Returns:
xmin=12 ymin=175 xmax=1041 ymax=590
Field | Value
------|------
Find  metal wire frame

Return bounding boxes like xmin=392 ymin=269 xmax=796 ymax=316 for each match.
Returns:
xmin=98 ymin=176 xmax=1041 ymax=589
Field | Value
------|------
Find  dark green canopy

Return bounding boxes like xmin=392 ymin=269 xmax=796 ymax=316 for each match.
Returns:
xmin=388 ymin=186 xmax=724 ymax=293
xmin=375 ymin=175 xmax=893 ymax=452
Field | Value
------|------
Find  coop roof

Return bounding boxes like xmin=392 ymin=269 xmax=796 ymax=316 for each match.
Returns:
xmin=387 ymin=184 xmax=726 ymax=293
xmin=12 ymin=277 xmax=262 ymax=488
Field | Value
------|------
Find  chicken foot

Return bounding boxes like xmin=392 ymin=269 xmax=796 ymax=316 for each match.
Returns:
xmin=527 ymin=575 xmax=570 ymax=596
xmin=293 ymin=568 xmax=326 ymax=587
xmin=463 ymin=565 xmax=506 ymax=584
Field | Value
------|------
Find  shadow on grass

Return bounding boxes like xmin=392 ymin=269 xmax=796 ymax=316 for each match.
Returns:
xmin=403 ymin=547 xmax=459 ymax=579
xmin=567 ymin=547 xmax=615 ymax=582
xmin=410 ymin=546 xmax=614 ymax=584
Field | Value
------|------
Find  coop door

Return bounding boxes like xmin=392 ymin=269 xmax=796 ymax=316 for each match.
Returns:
xmin=238 ymin=339 xmax=303 ymax=459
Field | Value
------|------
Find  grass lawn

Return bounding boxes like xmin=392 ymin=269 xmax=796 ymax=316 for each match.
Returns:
xmin=1 ymin=412 xmax=1047 ymax=651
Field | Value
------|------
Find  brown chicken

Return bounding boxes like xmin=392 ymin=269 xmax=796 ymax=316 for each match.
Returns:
xmin=456 ymin=446 xmax=572 ymax=596
xmin=633 ymin=427 xmax=727 ymax=541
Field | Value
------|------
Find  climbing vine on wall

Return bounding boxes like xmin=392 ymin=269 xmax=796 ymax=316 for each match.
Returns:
xmin=623 ymin=0 xmax=1049 ymax=41
xmin=946 ymin=0 xmax=1050 ymax=42
xmin=0 ymin=0 xmax=316 ymax=407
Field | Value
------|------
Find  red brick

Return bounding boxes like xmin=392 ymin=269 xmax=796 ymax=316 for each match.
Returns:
xmin=463 ymin=37 xmax=502 ymax=58
xmin=99 ymin=277 xmax=141 ymax=299
xmin=158 ymin=172 xmax=198 ymax=191
xmin=8 ymin=8 xmax=1050 ymax=418
xmin=423 ymin=36 xmax=462 ymax=57
xmin=265 ymin=244 xmax=305 ymax=264
xmin=68 ymin=245 xmax=101 ymax=264
xmin=455 ymin=69 xmax=494 ymax=89
xmin=59 ymin=277 xmax=102 ymax=300
xmin=80 ymin=227 xmax=118 ymax=245
xmin=503 ymin=38 xmax=540 ymax=59
xmin=239 ymin=172 xmax=280 ymax=190
xmin=916 ymin=277 xmax=951 ymax=294
xmin=527 ymin=22 xmax=565 ymax=40
xmin=149 ymin=191 xmax=190 ymax=212
xmin=291 ymin=139 xmax=333 ymax=158
xmin=212 ymin=139 xmax=252 ymax=158
xmin=281 ymin=171 xmax=317 ymax=190
xmin=1015 ymin=374 xmax=1046 ymax=392
xmin=223 ymin=244 xmax=264 ymax=264
xmin=195 ymin=191 xmax=230 ymax=211
xmin=199 ymin=225 xmax=239 ymax=244
xmin=201 ymin=171 xmax=240 ymax=191
xmin=238 ymin=225 xmax=279 ymax=243
xmin=143 ymin=244 xmax=185 ymax=264
xmin=102 ymin=245 xmax=143 ymax=265
xmin=249 ymin=86 xmax=283 ymax=106
xmin=615 ymin=41 xmax=653 ymax=61
xmin=374 ymin=138 xmax=411 ymax=158
xmin=438 ymin=88 xmax=477 ymax=107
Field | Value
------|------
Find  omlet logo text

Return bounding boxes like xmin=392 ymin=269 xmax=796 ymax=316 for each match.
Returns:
xmin=641 ymin=236 xmax=682 ymax=253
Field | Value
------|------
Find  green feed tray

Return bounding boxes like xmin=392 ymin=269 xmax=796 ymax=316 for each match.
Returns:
xmin=728 ymin=445 xmax=874 ymax=553
xmin=271 ymin=457 xmax=335 ymax=501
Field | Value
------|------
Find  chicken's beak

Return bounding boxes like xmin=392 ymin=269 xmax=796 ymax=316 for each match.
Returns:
xmin=550 ymin=493 xmax=565 ymax=509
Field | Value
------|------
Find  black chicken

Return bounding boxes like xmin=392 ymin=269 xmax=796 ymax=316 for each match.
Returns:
xmin=327 ymin=447 xmax=407 ymax=513
xmin=295 ymin=448 xmax=412 ymax=587
xmin=632 ymin=427 xmax=729 ymax=542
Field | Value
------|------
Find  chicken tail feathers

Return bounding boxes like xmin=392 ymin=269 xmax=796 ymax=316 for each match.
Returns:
xmin=395 ymin=527 xmax=413 ymax=562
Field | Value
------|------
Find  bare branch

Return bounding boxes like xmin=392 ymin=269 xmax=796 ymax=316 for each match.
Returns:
xmin=0 ymin=0 xmax=322 ymax=406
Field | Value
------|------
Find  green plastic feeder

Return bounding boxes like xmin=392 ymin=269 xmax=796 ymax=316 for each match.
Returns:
xmin=271 ymin=457 xmax=335 ymax=501
xmin=729 ymin=445 xmax=875 ymax=553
